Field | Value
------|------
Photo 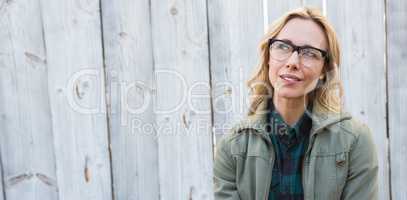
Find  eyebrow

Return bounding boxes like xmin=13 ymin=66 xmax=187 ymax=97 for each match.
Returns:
xmin=278 ymin=39 xmax=321 ymax=50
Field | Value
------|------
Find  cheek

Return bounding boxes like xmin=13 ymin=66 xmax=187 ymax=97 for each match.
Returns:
xmin=305 ymin=73 xmax=319 ymax=83
xmin=268 ymin=60 xmax=282 ymax=85
xmin=303 ymin=70 xmax=323 ymax=91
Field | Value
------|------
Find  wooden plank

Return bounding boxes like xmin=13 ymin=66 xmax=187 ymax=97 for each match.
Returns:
xmin=326 ymin=1 xmax=390 ymax=199
xmin=150 ymin=0 xmax=214 ymax=199
xmin=39 ymin=0 xmax=113 ymax=199
xmin=387 ymin=0 xmax=407 ymax=199
xmin=100 ymin=0 xmax=159 ymax=199
xmin=0 ymin=156 xmax=3 ymax=200
xmin=303 ymin=0 xmax=324 ymax=11
xmin=207 ymin=0 xmax=264 ymax=145
xmin=267 ymin=0 xmax=302 ymax=24
xmin=0 ymin=0 xmax=58 ymax=199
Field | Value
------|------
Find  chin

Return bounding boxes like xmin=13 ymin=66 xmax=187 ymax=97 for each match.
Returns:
xmin=275 ymin=90 xmax=306 ymax=99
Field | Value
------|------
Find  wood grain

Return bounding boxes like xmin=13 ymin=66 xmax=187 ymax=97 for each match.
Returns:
xmin=40 ymin=0 xmax=112 ymax=199
xmin=100 ymin=0 xmax=159 ymax=199
xmin=387 ymin=0 xmax=407 ymax=199
xmin=0 ymin=0 xmax=58 ymax=199
xmin=207 ymin=0 xmax=264 ymax=146
xmin=150 ymin=0 xmax=214 ymax=199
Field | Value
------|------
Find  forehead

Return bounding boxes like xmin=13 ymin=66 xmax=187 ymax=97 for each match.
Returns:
xmin=276 ymin=18 xmax=328 ymax=50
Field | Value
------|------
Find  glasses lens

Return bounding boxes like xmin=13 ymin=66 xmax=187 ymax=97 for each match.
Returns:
xmin=299 ymin=48 xmax=324 ymax=67
xmin=270 ymin=41 xmax=292 ymax=61
xmin=269 ymin=40 xmax=326 ymax=67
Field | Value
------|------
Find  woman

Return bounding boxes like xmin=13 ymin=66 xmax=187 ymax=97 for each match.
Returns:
xmin=213 ymin=7 xmax=378 ymax=200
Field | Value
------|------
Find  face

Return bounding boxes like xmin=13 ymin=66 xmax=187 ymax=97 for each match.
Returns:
xmin=268 ymin=18 xmax=327 ymax=100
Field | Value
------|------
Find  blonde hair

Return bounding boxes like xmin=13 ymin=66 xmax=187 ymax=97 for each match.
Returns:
xmin=247 ymin=7 xmax=343 ymax=115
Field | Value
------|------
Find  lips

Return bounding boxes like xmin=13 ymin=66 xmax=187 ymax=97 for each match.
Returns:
xmin=279 ymin=74 xmax=303 ymax=82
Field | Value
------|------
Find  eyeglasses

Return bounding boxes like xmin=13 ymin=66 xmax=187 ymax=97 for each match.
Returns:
xmin=268 ymin=39 xmax=329 ymax=68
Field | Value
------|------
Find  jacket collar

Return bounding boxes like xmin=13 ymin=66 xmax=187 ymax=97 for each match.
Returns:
xmin=231 ymin=97 xmax=352 ymax=137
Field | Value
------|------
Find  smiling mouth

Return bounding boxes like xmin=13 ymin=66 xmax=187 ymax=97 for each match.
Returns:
xmin=279 ymin=74 xmax=303 ymax=83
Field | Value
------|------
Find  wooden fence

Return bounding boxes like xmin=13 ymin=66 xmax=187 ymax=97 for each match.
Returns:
xmin=0 ymin=0 xmax=405 ymax=199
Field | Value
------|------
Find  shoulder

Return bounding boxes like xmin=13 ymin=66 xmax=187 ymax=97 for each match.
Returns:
xmin=331 ymin=115 xmax=376 ymax=153
xmin=313 ymin=112 xmax=376 ymax=154
xmin=217 ymin=120 xmax=250 ymax=150
xmin=335 ymin=116 xmax=373 ymax=142
xmin=217 ymin=118 xmax=265 ymax=155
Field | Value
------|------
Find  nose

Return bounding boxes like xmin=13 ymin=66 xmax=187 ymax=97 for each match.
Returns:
xmin=285 ymin=51 xmax=300 ymax=70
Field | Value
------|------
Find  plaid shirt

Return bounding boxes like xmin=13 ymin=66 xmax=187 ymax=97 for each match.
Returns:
xmin=267 ymin=100 xmax=313 ymax=200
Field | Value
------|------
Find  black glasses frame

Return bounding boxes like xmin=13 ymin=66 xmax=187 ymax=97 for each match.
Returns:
xmin=268 ymin=38 xmax=329 ymax=61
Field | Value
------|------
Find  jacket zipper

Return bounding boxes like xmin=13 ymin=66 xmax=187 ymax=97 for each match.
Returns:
xmin=248 ymin=130 xmax=274 ymax=200
xmin=264 ymin=153 xmax=273 ymax=200
xmin=301 ymin=129 xmax=323 ymax=200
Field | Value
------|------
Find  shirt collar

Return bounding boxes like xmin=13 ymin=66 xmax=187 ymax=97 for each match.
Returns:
xmin=268 ymin=99 xmax=313 ymax=139
xmin=230 ymin=97 xmax=352 ymax=140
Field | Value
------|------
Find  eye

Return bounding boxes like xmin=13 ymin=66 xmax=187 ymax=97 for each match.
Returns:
xmin=301 ymin=48 xmax=321 ymax=59
xmin=273 ymin=41 xmax=291 ymax=51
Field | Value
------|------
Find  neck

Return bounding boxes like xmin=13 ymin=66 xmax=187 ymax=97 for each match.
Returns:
xmin=272 ymin=95 xmax=308 ymax=126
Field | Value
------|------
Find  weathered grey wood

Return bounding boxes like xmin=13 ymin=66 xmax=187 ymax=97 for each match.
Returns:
xmin=267 ymin=0 xmax=302 ymax=25
xmin=0 ymin=0 xmax=58 ymax=199
xmin=387 ymin=0 xmax=407 ymax=199
xmin=0 ymin=0 xmax=403 ymax=199
xmin=302 ymin=0 xmax=323 ymax=11
xmin=100 ymin=0 xmax=159 ymax=199
xmin=150 ymin=0 xmax=214 ymax=199
xmin=39 ymin=0 xmax=113 ymax=199
xmin=207 ymin=0 xmax=264 ymax=145
xmin=0 ymin=155 xmax=4 ymax=200
xmin=326 ymin=1 xmax=390 ymax=199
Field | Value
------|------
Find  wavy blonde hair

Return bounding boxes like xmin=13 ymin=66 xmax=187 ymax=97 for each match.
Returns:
xmin=247 ymin=7 xmax=343 ymax=115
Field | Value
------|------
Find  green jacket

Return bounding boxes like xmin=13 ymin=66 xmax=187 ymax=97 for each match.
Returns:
xmin=213 ymin=98 xmax=378 ymax=200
